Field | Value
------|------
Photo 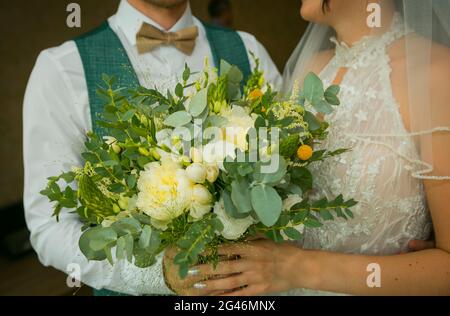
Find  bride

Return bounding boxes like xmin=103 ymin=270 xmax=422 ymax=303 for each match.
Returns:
xmin=164 ymin=0 xmax=450 ymax=295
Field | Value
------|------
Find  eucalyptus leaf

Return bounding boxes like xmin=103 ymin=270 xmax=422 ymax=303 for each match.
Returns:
xmin=164 ymin=111 xmax=192 ymax=127
xmin=303 ymin=72 xmax=324 ymax=104
xmin=251 ymin=185 xmax=282 ymax=226
xmin=313 ymin=100 xmax=333 ymax=114
xmin=231 ymin=179 xmax=253 ymax=214
xmin=189 ymin=88 xmax=208 ymax=117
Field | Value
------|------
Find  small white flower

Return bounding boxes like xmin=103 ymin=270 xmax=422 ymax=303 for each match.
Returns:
xmin=203 ymin=140 xmax=237 ymax=171
xmin=205 ymin=164 xmax=220 ymax=183
xmin=190 ymin=147 xmax=203 ymax=163
xmin=213 ymin=198 xmax=255 ymax=240
xmin=186 ymin=163 xmax=207 ymax=184
xmin=192 ymin=184 xmax=212 ymax=205
xmin=103 ymin=136 xmax=121 ymax=154
xmin=190 ymin=185 xmax=213 ymax=219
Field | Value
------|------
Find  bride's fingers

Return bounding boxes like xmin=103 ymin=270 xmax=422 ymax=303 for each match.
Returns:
xmin=191 ymin=259 xmax=249 ymax=277
xmin=220 ymin=285 xmax=259 ymax=296
xmin=217 ymin=243 xmax=249 ymax=257
xmin=193 ymin=272 xmax=252 ymax=293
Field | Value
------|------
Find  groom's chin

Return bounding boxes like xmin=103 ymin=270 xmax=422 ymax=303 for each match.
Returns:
xmin=142 ymin=0 xmax=188 ymax=9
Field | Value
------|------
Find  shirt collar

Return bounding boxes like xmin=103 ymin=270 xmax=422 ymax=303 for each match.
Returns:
xmin=115 ymin=0 xmax=195 ymax=46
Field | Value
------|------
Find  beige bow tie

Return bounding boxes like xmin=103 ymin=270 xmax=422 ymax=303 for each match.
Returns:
xmin=136 ymin=23 xmax=199 ymax=55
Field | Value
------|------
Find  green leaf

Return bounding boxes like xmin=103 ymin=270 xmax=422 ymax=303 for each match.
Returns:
xmin=313 ymin=100 xmax=333 ymax=114
xmin=163 ymin=111 xmax=192 ymax=127
xmin=138 ymin=225 xmax=152 ymax=249
xmin=175 ymin=83 xmax=184 ymax=98
xmin=222 ymin=190 xmax=249 ymax=219
xmin=303 ymin=72 xmax=324 ymax=104
xmin=126 ymin=174 xmax=137 ymax=189
xmin=290 ymin=167 xmax=313 ymax=193
xmin=121 ymin=109 xmax=137 ymax=121
xmin=303 ymin=111 xmax=321 ymax=131
xmin=284 ymin=227 xmax=303 ymax=240
xmin=182 ymin=64 xmax=191 ymax=82
xmin=304 ymin=217 xmax=322 ymax=228
xmin=265 ymin=229 xmax=283 ymax=243
xmin=112 ymin=217 xmax=142 ymax=236
xmin=61 ymin=172 xmax=76 ymax=183
xmin=251 ymin=185 xmax=282 ymax=226
xmin=81 ymin=152 xmax=99 ymax=164
xmin=108 ymin=183 xmax=126 ymax=193
xmin=188 ymin=89 xmax=208 ymax=117
xmin=231 ymin=179 xmax=253 ymax=214
xmin=254 ymin=155 xmax=287 ymax=185
xmin=79 ymin=227 xmax=115 ymax=261
xmin=319 ymin=209 xmax=334 ymax=221
xmin=325 ymin=85 xmax=340 ymax=95
xmin=116 ymin=236 xmax=126 ymax=260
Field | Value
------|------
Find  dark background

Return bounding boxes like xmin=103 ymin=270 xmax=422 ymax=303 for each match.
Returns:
xmin=0 ymin=0 xmax=308 ymax=295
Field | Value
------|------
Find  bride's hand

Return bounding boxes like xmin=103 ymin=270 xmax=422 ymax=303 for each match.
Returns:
xmin=188 ymin=240 xmax=302 ymax=296
xmin=163 ymin=247 xmax=237 ymax=296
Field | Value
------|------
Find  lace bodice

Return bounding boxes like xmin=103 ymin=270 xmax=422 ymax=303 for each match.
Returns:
xmin=284 ymin=14 xmax=431 ymax=296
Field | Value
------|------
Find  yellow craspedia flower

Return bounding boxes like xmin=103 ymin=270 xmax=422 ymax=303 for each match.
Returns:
xmin=297 ymin=145 xmax=313 ymax=161
xmin=248 ymin=89 xmax=263 ymax=101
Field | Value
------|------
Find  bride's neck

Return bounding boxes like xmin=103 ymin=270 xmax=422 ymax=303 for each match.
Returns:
xmin=332 ymin=1 xmax=396 ymax=46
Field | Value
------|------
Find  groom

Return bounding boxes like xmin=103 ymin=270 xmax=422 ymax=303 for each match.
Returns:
xmin=23 ymin=0 xmax=281 ymax=296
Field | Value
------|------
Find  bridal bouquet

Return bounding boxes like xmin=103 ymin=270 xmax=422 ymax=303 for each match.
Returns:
xmin=41 ymin=58 xmax=356 ymax=277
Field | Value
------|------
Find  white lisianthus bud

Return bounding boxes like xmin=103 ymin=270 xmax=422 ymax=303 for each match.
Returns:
xmin=186 ymin=163 xmax=207 ymax=184
xmin=190 ymin=147 xmax=203 ymax=163
xmin=192 ymin=184 xmax=212 ymax=205
xmin=104 ymin=136 xmax=121 ymax=154
xmin=205 ymin=164 xmax=219 ymax=183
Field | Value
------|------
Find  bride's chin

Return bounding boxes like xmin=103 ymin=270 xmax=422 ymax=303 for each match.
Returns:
xmin=300 ymin=2 xmax=326 ymax=23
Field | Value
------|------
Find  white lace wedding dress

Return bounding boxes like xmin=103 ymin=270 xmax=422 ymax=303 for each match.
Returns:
xmin=284 ymin=14 xmax=432 ymax=296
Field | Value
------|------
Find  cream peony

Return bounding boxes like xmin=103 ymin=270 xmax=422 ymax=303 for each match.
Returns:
xmin=136 ymin=157 xmax=193 ymax=222
xmin=213 ymin=198 xmax=255 ymax=240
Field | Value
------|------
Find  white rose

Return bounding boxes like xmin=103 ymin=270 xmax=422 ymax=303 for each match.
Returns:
xmin=186 ymin=163 xmax=207 ymax=184
xmin=282 ymin=194 xmax=303 ymax=210
xmin=213 ymin=198 xmax=255 ymax=240
xmin=192 ymin=184 xmax=212 ymax=204
xmin=203 ymin=140 xmax=237 ymax=171
xmin=281 ymin=195 xmax=305 ymax=239
xmin=206 ymin=164 xmax=220 ymax=183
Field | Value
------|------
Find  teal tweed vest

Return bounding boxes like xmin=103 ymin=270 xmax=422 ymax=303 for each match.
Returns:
xmin=74 ymin=21 xmax=250 ymax=297
xmin=75 ymin=21 xmax=251 ymax=138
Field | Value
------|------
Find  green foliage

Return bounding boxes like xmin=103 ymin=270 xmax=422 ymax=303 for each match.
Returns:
xmin=303 ymin=72 xmax=341 ymax=114
xmin=41 ymin=60 xmax=358 ymax=278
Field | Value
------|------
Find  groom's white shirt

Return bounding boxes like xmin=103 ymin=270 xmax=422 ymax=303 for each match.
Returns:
xmin=23 ymin=0 xmax=281 ymax=295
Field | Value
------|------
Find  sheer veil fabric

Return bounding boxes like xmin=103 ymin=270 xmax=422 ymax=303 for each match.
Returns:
xmin=283 ymin=0 xmax=450 ymax=180
xmin=280 ymin=0 xmax=449 ymax=295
